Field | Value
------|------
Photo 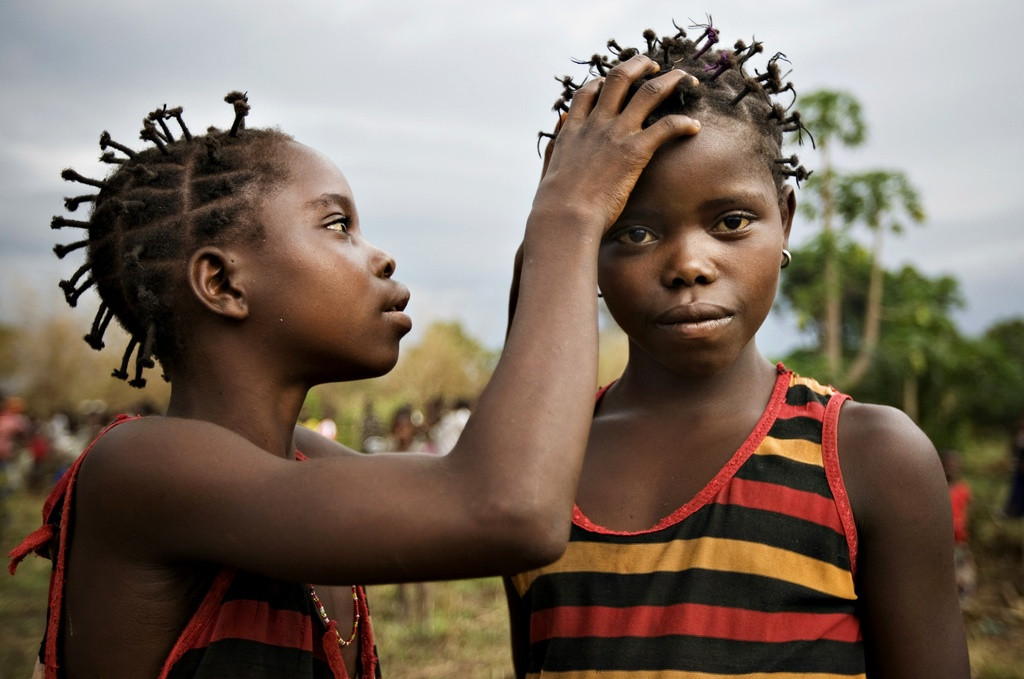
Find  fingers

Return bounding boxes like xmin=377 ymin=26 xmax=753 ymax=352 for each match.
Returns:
xmin=560 ymin=55 xmax=700 ymax=135
xmin=621 ymin=67 xmax=700 ymax=131
xmin=530 ymin=54 xmax=703 ymax=230
xmin=540 ymin=113 xmax=567 ymax=180
xmin=641 ymin=111 xmax=702 ymax=148
xmin=561 ymin=55 xmax=658 ymax=123
xmin=593 ymin=55 xmax=661 ymax=114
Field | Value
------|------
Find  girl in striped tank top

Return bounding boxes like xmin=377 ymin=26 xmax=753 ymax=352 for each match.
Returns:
xmin=11 ymin=59 xmax=701 ymax=678
xmin=506 ymin=18 xmax=968 ymax=679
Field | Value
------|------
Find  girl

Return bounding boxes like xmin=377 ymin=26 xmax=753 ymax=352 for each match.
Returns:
xmin=10 ymin=58 xmax=700 ymax=678
xmin=505 ymin=20 xmax=970 ymax=679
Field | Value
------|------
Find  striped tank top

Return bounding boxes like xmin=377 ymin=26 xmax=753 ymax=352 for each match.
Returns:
xmin=508 ymin=367 xmax=865 ymax=678
xmin=9 ymin=415 xmax=380 ymax=679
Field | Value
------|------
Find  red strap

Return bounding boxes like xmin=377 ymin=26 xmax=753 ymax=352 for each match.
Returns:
xmin=8 ymin=414 xmax=140 ymax=678
xmin=7 ymin=524 xmax=55 ymax=575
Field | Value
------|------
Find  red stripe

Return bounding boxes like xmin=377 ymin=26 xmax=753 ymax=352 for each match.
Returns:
xmin=777 ymin=399 xmax=826 ymax=421
xmin=718 ymin=477 xmax=843 ymax=533
xmin=190 ymin=598 xmax=316 ymax=651
xmin=531 ymin=603 xmax=861 ymax=644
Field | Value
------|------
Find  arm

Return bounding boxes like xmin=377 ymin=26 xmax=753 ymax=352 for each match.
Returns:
xmin=80 ymin=56 xmax=701 ymax=587
xmin=837 ymin=401 xmax=969 ymax=678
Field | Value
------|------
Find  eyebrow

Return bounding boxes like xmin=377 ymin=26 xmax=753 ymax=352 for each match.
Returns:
xmin=303 ymin=193 xmax=353 ymax=212
xmin=697 ymin=190 xmax=774 ymax=211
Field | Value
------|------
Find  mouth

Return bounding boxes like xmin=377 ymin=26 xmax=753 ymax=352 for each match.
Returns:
xmin=654 ymin=302 xmax=733 ymax=326
xmin=654 ymin=302 xmax=734 ymax=337
xmin=384 ymin=288 xmax=410 ymax=314
xmin=383 ymin=287 xmax=413 ymax=334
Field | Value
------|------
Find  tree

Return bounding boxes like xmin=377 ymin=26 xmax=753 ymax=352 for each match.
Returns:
xmin=951 ymin=319 xmax=1024 ymax=436
xmin=797 ymin=90 xmax=868 ymax=378
xmin=833 ymin=170 xmax=926 ymax=386
xmin=779 ymin=245 xmax=962 ymax=431
xmin=383 ymin=320 xmax=497 ymax=402
xmin=0 ymin=301 xmax=170 ymax=417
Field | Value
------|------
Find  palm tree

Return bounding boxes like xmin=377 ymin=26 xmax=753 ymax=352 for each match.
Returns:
xmin=833 ymin=171 xmax=925 ymax=387
xmin=797 ymin=90 xmax=867 ymax=379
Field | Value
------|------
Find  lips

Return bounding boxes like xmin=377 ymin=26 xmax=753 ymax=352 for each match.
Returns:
xmin=384 ymin=286 xmax=411 ymax=314
xmin=654 ymin=302 xmax=733 ymax=326
xmin=382 ymin=286 xmax=413 ymax=334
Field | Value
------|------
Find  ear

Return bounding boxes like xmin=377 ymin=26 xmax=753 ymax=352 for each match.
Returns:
xmin=779 ymin=184 xmax=796 ymax=249
xmin=187 ymin=246 xmax=249 ymax=320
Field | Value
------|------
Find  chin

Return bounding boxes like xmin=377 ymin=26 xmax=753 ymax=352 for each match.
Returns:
xmin=360 ymin=352 xmax=402 ymax=380
xmin=317 ymin=351 xmax=399 ymax=384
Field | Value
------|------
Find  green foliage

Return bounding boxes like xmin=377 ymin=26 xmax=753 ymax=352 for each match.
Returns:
xmin=776 ymin=237 xmax=1024 ymax=444
xmin=384 ymin=320 xmax=497 ymax=403
xmin=776 ymin=235 xmax=872 ymax=345
xmin=834 ymin=170 xmax=925 ymax=235
xmin=303 ymin=319 xmax=497 ymax=449
xmin=0 ymin=307 xmax=171 ymax=417
xmin=947 ymin=320 xmax=1024 ymax=437
xmin=798 ymin=90 xmax=867 ymax=150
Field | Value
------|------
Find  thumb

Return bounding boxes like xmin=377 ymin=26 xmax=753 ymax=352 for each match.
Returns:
xmin=539 ymin=112 xmax=568 ymax=182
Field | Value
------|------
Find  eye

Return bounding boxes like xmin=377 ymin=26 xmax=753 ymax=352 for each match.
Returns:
xmin=711 ymin=214 xmax=753 ymax=233
xmin=325 ymin=216 xmax=350 ymax=234
xmin=614 ymin=226 xmax=657 ymax=245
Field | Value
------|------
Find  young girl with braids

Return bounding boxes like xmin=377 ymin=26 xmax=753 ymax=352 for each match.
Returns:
xmin=505 ymin=19 xmax=969 ymax=679
xmin=9 ymin=61 xmax=702 ymax=679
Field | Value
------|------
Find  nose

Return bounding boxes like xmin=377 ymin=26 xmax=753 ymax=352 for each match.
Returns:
xmin=373 ymin=245 xmax=396 ymax=279
xmin=661 ymin=232 xmax=717 ymax=288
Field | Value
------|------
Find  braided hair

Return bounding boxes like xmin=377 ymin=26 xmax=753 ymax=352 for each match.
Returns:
xmin=53 ymin=92 xmax=293 ymax=387
xmin=547 ymin=17 xmax=812 ymax=192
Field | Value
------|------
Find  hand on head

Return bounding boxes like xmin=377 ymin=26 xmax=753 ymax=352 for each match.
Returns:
xmin=533 ymin=55 xmax=701 ymax=232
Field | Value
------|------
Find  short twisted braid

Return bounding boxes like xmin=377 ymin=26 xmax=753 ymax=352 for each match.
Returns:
xmin=548 ymin=17 xmax=812 ymax=192
xmin=53 ymin=92 xmax=293 ymax=387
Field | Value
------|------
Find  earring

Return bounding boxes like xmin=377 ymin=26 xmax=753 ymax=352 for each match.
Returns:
xmin=780 ymin=249 xmax=792 ymax=269
xmin=597 ymin=289 xmax=603 ymax=298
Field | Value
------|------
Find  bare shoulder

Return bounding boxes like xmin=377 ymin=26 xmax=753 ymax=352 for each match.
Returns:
xmin=83 ymin=415 xmax=270 ymax=479
xmin=75 ymin=416 xmax=300 ymax=558
xmin=835 ymin=400 xmax=969 ymax=677
xmin=835 ymin=400 xmax=946 ymax=531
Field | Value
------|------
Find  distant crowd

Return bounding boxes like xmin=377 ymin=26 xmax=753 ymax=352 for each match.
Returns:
xmin=301 ymin=395 xmax=473 ymax=457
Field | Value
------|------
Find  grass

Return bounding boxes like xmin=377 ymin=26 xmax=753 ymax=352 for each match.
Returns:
xmin=957 ymin=438 xmax=1024 ymax=679
xmin=367 ymin=581 xmax=513 ymax=678
xmin=2 ymin=437 xmax=1023 ymax=678
xmin=1 ymin=489 xmax=50 ymax=679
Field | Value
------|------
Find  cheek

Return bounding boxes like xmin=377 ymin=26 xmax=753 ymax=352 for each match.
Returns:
xmin=742 ymin=258 xmax=782 ymax=315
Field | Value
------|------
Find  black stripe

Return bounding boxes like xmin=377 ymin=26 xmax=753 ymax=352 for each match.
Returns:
xmin=573 ymin=496 xmax=845 ymax=562
xmin=524 ymin=568 xmax=856 ymax=614
xmin=221 ymin=571 xmax=310 ymax=615
xmin=735 ymin=452 xmax=833 ymax=498
xmin=529 ymin=635 xmax=864 ymax=675
xmin=167 ymin=638 xmax=334 ymax=678
xmin=768 ymin=414 xmax=825 ymax=444
xmin=785 ymin=382 xmax=832 ymax=408
xmin=699 ymin=503 xmax=850 ymax=565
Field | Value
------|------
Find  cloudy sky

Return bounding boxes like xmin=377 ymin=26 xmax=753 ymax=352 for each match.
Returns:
xmin=2 ymin=0 xmax=1021 ymax=357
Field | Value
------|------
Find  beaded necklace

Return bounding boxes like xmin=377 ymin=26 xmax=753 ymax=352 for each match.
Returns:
xmin=308 ymin=584 xmax=360 ymax=647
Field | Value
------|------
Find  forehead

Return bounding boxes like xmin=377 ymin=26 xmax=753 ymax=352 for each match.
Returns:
xmin=255 ymin=142 xmax=356 ymax=233
xmin=279 ymin=142 xmax=353 ymax=200
xmin=628 ymin=120 xmax=778 ymax=205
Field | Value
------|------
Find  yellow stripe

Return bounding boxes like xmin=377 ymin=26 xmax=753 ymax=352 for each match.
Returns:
xmin=788 ymin=373 xmax=834 ymax=398
xmin=527 ymin=671 xmax=863 ymax=679
xmin=513 ymin=537 xmax=855 ymax=600
xmin=755 ymin=435 xmax=823 ymax=468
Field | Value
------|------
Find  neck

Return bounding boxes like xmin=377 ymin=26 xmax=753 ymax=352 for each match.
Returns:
xmin=609 ymin=341 xmax=778 ymax=416
xmin=164 ymin=365 xmax=310 ymax=459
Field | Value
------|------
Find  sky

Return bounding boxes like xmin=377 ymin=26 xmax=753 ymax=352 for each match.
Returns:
xmin=2 ymin=0 xmax=1022 ymax=357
